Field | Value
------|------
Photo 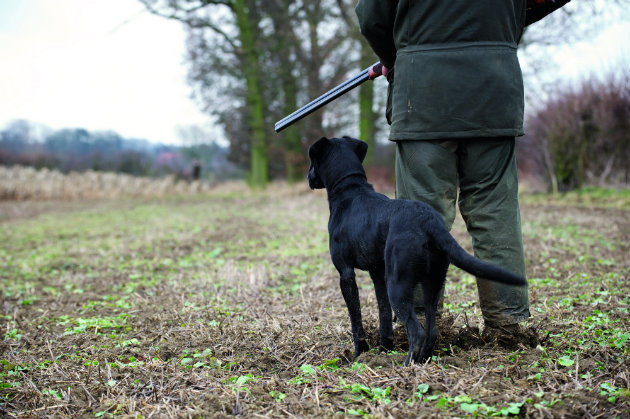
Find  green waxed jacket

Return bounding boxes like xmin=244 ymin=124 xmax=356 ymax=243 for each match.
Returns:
xmin=355 ymin=0 xmax=527 ymax=141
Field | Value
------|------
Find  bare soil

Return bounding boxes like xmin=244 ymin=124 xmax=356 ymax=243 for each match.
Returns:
xmin=1 ymin=187 xmax=628 ymax=418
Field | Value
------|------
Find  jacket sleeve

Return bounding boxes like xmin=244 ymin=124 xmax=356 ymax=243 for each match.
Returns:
xmin=355 ymin=0 xmax=398 ymax=69
xmin=525 ymin=0 xmax=571 ymax=25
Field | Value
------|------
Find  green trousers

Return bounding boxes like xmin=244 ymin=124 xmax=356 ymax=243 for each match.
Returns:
xmin=395 ymin=138 xmax=530 ymax=327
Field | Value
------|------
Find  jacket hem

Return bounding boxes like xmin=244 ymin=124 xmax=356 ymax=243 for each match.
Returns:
xmin=397 ymin=41 xmax=517 ymax=54
xmin=389 ymin=128 xmax=524 ymax=141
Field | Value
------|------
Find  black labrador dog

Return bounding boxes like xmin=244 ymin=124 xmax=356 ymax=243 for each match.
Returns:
xmin=308 ymin=136 xmax=526 ymax=365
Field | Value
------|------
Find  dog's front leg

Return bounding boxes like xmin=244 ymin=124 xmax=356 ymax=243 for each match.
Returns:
xmin=370 ymin=268 xmax=394 ymax=351
xmin=338 ymin=269 xmax=369 ymax=357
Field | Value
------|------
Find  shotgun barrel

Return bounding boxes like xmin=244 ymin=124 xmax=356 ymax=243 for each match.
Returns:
xmin=274 ymin=62 xmax=383 ymax=133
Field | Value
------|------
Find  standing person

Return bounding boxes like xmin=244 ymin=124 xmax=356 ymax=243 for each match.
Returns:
xmin=192 ymin=159 xmax=201 ymax=181
xmin=354 ymin=0 xmax=567 ymax=338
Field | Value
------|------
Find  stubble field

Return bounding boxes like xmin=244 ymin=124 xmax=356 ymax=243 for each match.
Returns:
xmin=1 ymin=184 xmax=629 ymax=418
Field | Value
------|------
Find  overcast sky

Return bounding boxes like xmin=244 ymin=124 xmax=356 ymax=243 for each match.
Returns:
xmin=0 ymin=0 xmax=211 ymax=144
xmin=0 ymin=1 xmax=628 ymax=145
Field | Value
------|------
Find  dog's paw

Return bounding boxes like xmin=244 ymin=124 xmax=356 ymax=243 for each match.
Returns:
xmin=379 ymin=337 xmax=394 ymax=352
xmin=403 ymin=351 xmax=431 ymax=366
xmin=403 ymin=353 xmax=413 ymax=366
xmin=354 ymin=339 xmax=369 ymax=358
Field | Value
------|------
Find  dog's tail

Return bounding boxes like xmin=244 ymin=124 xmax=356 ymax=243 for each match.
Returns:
xmin=426 ymin=218 xmax=526 ymax=286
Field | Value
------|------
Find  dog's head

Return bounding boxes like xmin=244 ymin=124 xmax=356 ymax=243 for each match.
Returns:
xmin=307 ymin=136 xmax=368 ymax=190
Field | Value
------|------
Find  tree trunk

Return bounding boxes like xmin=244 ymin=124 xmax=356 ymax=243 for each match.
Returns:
xmin=272 ymin=0 xmax=303 ymax=184
xmin=282 ymin=73 xmax=303 ymax=184
xmin=358 ymin=41 xmax=377 ymax=168
xmin=234 ymin=0 xmax=268 ymax=189
xmin=304 ymin=2 xmax=325 ymax=141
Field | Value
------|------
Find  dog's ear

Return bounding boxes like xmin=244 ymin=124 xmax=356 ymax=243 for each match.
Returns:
xmin=343 ymin=136 xmax=368 ymax=163
xmin=307 ymin=137 xmax=328 ymax=189
xmin=308 ymin=137 xmax=329 ymax=162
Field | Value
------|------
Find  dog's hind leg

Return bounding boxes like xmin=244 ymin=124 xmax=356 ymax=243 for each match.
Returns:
xmin=337 ymin=267 xmax=369 ymax=357
xmin=416 ymin=256 xmax=449 ymax=363
xmin=416 ymin=294 xmax=439 ymax=363
xmin=385 ymin=264 xmax=424 ymax=366
xmin=370 ymin=267 xmax=394 ymax=351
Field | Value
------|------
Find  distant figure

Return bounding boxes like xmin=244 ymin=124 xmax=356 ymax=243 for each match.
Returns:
xmin=192 ymin=159 xmax=201 ymax=181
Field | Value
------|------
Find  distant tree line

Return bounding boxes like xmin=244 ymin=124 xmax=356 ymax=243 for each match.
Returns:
xmin=3 ymin=61 xmax=628 ymax=193
xmin=0 ymin=120 xmax=241 ymax=182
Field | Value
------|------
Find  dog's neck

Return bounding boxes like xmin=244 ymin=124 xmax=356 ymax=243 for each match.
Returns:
xmin=325 ymin=171 xmax=371 ymax=202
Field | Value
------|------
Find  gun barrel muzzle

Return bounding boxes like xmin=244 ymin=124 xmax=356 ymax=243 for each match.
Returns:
xmin=274 ymin=62 xmax=382 ymax=133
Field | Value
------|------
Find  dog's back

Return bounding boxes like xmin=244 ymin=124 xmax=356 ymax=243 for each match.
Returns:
xmin=333 ymin=184 xmax=525 ymax=285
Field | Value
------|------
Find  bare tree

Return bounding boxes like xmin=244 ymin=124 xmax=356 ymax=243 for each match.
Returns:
xmin=139 ymin=0 xmax=362 ymax=186
xmin=139 ymin=0 xmax=270 ymax=188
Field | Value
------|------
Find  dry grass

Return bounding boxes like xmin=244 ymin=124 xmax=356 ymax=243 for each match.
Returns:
xmin=0 ymin=166 xmax=219 ymax=200
xmin=0 ymin=185 xmax=628 ymax=418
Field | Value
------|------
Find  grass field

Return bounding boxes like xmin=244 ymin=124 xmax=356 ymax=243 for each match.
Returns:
xmin=1 ymin=184 xmax=629 ymax=418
